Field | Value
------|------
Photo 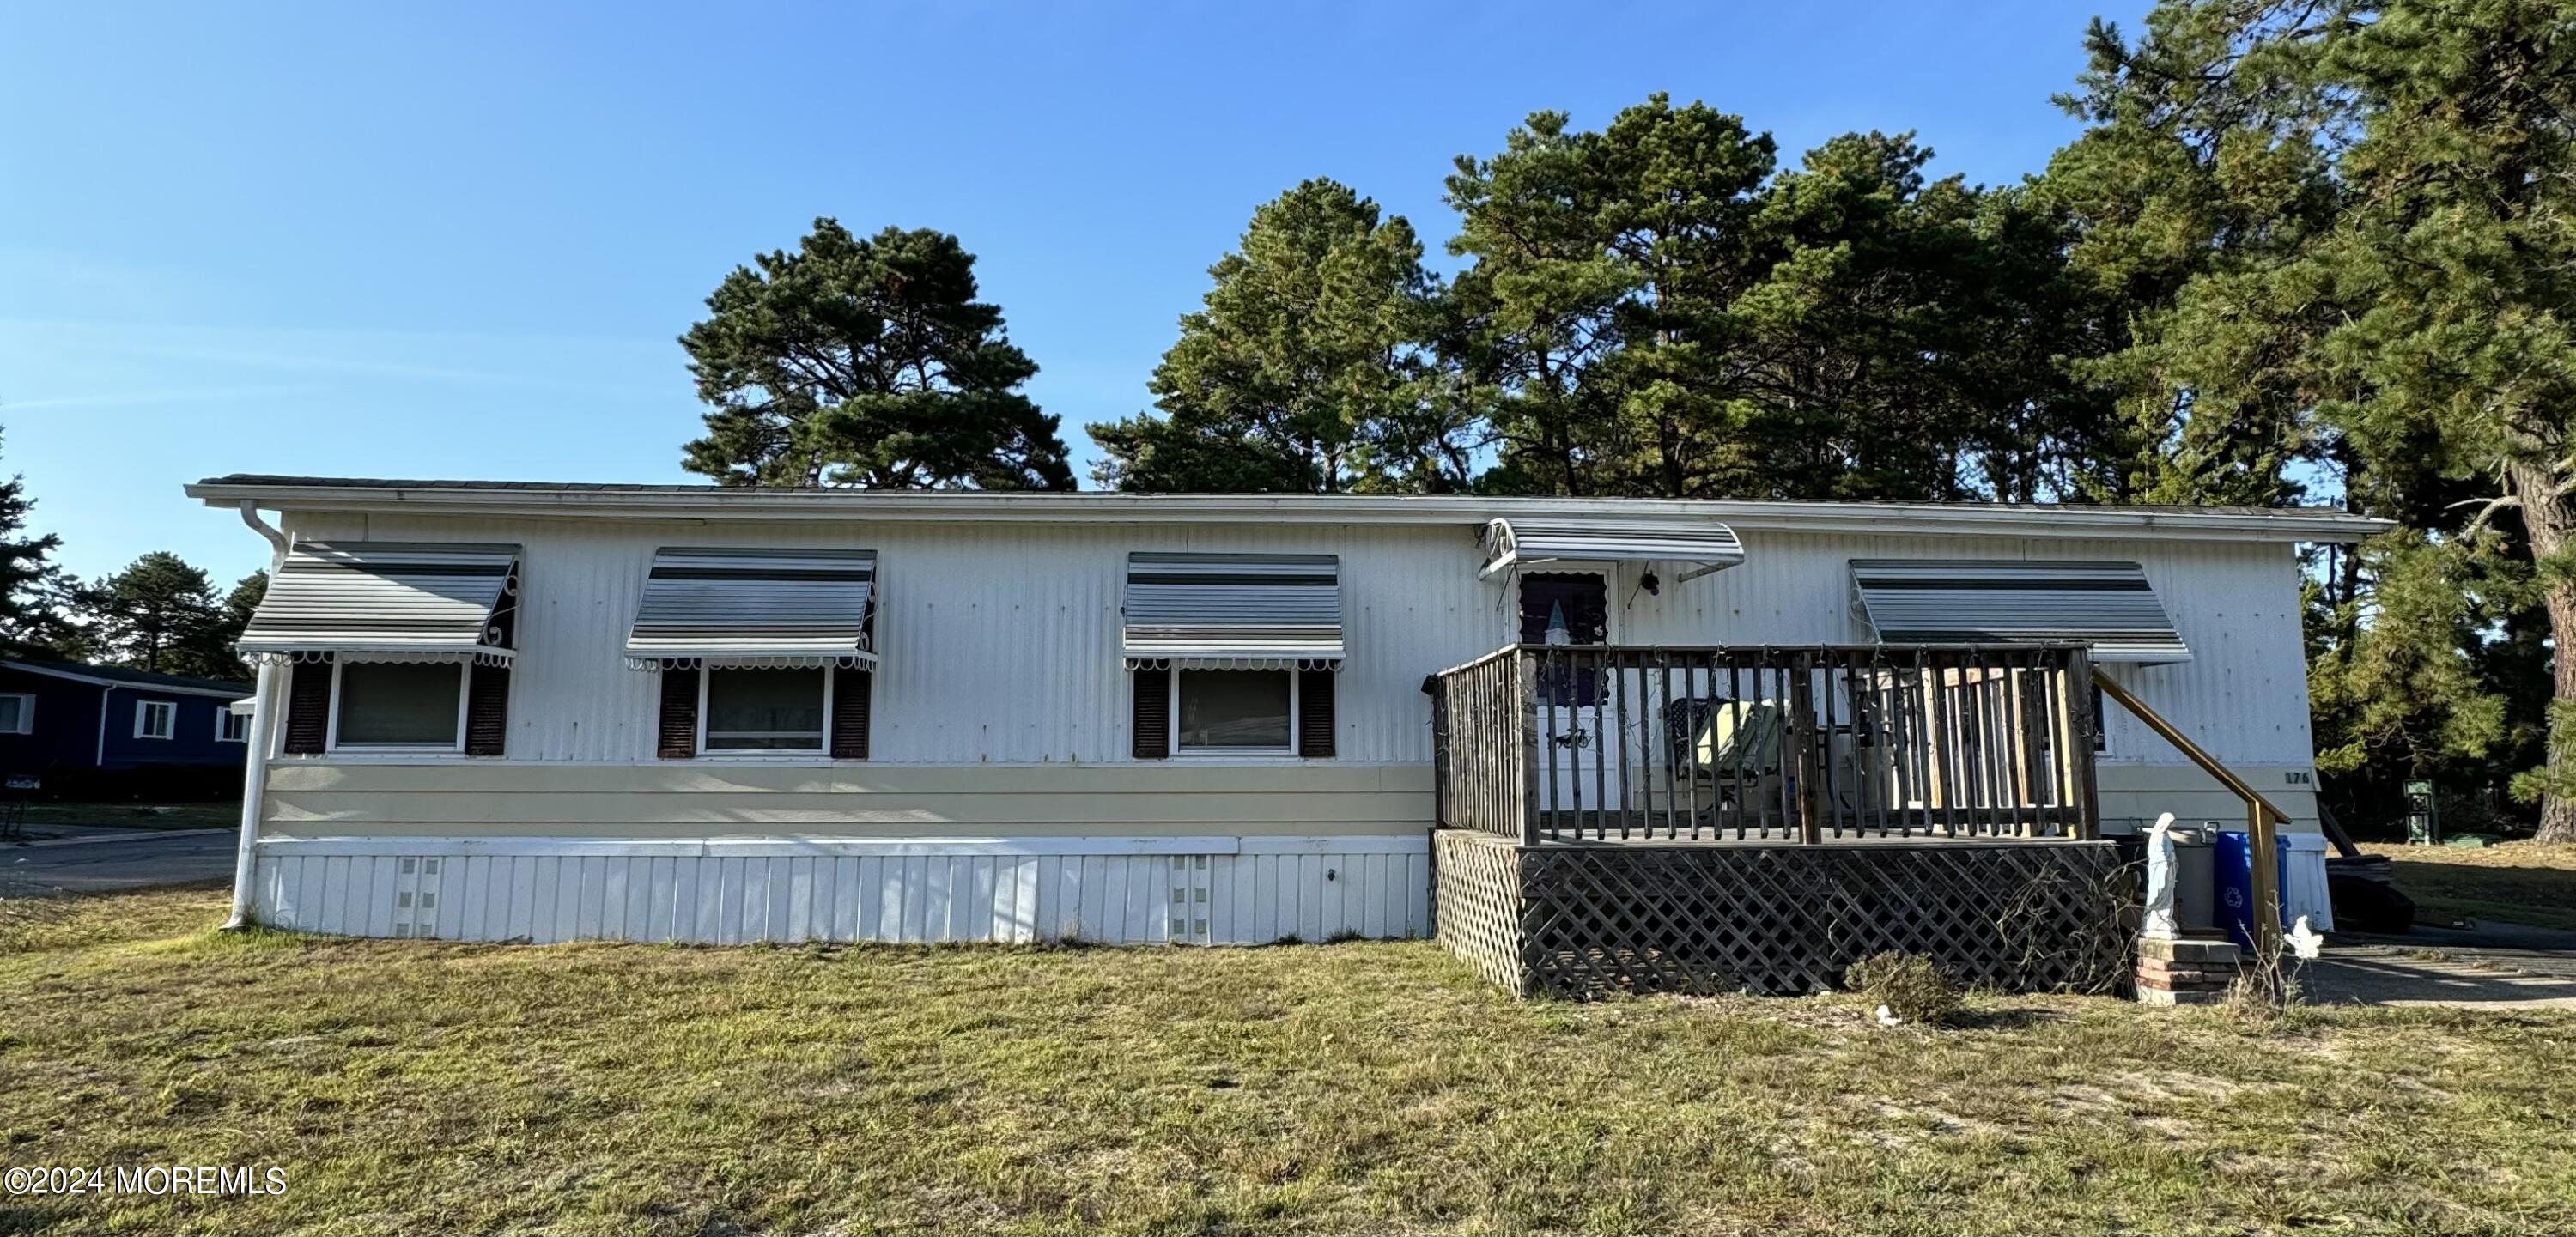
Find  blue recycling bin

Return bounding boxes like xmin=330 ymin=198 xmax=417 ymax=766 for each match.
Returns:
xmin=2215 ymin=829 xmax=2292 ymax=953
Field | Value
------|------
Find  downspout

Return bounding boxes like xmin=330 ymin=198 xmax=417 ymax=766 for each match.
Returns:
xmin=224 ymin=501 xmax=290 ymax=931
xmin=94 ymin=686 xmax=112 ymax=767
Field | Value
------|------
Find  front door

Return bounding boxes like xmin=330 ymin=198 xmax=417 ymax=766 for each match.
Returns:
xmin=1520 ymin=573 xmax=1611 ymax=818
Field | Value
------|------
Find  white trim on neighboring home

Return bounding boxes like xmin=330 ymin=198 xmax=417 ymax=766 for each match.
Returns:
xmin=0 ymin=691 xmax=33 ymax=735
xmin=182 ymin=479 xmax=2394 ymax=543
xmin=325 ymin=659 xmax=469 ymax=755
xmin=0 ymin=658 xmax=248 ymax=699
xmin=216 ymin=709 xmax=252 ymax=743
xmin=133 ymin=699 xmax=176 ymax=740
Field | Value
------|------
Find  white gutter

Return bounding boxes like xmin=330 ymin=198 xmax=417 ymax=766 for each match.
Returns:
xmin=224 ymin=502 xmax=291 ymax=931
xmin=182 ymin=480 xmax=2396 ymax=543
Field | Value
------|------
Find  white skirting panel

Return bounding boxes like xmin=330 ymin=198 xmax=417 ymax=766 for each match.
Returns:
xmin=247 ymin=836 xmax=1432 ymax=946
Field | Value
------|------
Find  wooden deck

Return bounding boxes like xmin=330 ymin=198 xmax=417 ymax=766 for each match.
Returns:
xmin=1427 ymin=644 xmax=2125 ymax=997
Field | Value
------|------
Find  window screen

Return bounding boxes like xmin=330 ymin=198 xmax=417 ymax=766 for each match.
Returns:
xmin=703 ymin=667 xmax=827 ymax=752
xmin=1176 ymin=670 xmax=1291 ymax=752
xmin=0 ymin=694 xmax=30 ymax=734
xmin=336 ymin=662 xmax=462 ymax=747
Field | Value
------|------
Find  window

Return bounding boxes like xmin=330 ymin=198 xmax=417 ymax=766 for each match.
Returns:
xmin=217 ymin=709 xmax=252 ymax=743
xmin=701 ymin=667 xmax=829 ymax=753
xmin=1174 ymin=670 xmax=1294 ymax=755
xmin=0 ymin=693 xmax=31 ymax=735
xmin=135 ymin=699 xmax=175 ymax=740
xmin=1518 ymin=572 xmax=1609 ymax=707
xmin=331 ymin=662 xmax=465 ymax=749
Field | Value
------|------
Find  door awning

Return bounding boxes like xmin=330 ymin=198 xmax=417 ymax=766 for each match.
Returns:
xmin=624 ymin=548 xmax=877 ymax=670
xmin=1479 ymin=518 xmax=1745 ymax=583
xmin=1122 ymin=553 xmax=1343 ymax=670
xmin=238 ymin=542 xmax=521 ymax=665
xmin=1850 ymin=560 xmax=2192 ymax=664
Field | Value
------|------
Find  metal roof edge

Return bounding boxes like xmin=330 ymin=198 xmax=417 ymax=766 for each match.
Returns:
xmin=0 ymin=658 xmax=252 ymax=698
xmin=185 ymin=478 xmax=2396 ymax=543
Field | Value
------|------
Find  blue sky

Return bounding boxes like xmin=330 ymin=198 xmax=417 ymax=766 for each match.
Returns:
xmin=0 ymin=1 xmax=2148 ymax=586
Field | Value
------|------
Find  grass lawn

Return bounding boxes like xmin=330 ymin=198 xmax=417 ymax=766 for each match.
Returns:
xmin=3 ymin=885 xmax=2573 ymax=1235
xmin=14 ymin=803 xmax=240 ymax=834
xmin=2366 ymin=840 xmax=2576 ymax=932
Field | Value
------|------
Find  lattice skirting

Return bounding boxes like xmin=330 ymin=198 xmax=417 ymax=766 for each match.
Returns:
xmin=1433 ymin=831 xmax=2132 ymax=998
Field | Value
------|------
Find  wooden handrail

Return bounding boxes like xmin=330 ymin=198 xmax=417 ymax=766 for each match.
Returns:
xmin=2093 ymin=669 xmax=2288 ymax=966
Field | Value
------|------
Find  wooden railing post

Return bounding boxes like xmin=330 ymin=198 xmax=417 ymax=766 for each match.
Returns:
xmin=1789 ymin=652 xmax=1821 ymax=846
xmin=1516 ymin=648 xmax=1542 ymax=847
xmin=2066 ymin=647 xmax=2101 ymax=840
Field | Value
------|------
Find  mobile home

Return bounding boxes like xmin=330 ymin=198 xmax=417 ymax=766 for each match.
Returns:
xmin=191 ymin=476 xmax=2382 ymax=986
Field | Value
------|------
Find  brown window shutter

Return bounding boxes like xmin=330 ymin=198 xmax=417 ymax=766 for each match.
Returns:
xmin=1298 ymin=669 xmax=1336 ymax=759
xmin=830 ymin=666 xmax=872 ymax=760
xmin=465 ymin=664 xmax=511 ymax=757
xmin=281 ymin=659 xmax=331 ymax=755
xmin=1132 ymin=665 xmax=1170 ymax=760
xmin=657 ymin=666 xmax=699 ymax=759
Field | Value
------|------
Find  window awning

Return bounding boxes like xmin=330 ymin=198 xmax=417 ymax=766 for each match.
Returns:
xmin=1122 ymin=553 xmax=1343 ymax=670
xmin=1850 ymin=560 xmax=2192 ymax=664
xmin=238 ymin=542 xmax=521 ymax=665
xmin=623 ymin=547 xmax=877 ymax=670
xmin=1479 ymin=518 xmax=1745 ymax=583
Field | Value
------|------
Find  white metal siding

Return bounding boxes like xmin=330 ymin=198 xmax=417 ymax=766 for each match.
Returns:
xmin=249 ymin=836 xmax=1431 ymax=945
xmin=278 ymin=514 xmax=2315 ymax=773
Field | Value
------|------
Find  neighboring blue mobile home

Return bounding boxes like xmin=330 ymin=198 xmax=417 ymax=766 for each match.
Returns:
xmin=0 ymin=657 xmax=252 ymax=795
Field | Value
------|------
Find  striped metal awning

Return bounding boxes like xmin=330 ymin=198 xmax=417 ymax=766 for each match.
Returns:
xmin=238 ymin=542 xmax=521 ymax=665
xmin=1479 ymin=518 xmax=1746 ymax=583
xmin=624 ymin=547 xmax=877 ymax=670
xmin=1850 ymin=560 xmax=2192 ymax=664
xmin=1122 ymin=553 xmax=1343 ymax=670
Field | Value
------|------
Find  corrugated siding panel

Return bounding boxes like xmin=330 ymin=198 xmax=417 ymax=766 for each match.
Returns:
xmin=1625 ymin=531 xmax=2313 ymax=767
xmin=250 ymin=840 xmax=1431 ymax=944
xmin=278 ymin=515 xmax=2312 ymax=771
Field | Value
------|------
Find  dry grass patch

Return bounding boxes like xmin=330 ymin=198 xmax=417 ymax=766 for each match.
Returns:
xmin=2366 ymin=841 xmax=2576 ymax=931
xmin=2 ymin=885 xmax=2573 ymax=1234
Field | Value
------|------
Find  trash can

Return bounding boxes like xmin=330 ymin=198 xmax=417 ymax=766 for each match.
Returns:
xmin=2215 ymin=828 xmax=2291 ymax=953
xmin=2170 ymin=825 xmax=2216 ymax=933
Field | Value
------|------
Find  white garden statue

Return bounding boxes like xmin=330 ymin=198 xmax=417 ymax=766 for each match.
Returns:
xmin=2142 ymin=812 xmax=2182 ymax=940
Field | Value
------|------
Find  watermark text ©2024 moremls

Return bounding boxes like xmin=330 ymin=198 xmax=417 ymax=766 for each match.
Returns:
xmin=6 ymin=1166 xmax=288 ymax=1197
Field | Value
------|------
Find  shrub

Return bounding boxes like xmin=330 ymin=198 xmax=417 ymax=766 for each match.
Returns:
xmin=1844 ymin=951 xmax=1961 ymax=1025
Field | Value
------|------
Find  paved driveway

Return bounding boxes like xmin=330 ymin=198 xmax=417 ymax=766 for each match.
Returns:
xmin=1 ymin=829 xmax=237 ymax=895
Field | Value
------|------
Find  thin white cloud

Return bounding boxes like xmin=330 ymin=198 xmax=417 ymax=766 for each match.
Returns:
xmin=1 ymin=383 xmax=320 ymax=410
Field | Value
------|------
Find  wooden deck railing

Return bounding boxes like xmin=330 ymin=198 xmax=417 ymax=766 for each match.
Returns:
xmin=1430 ymin=644 xmax=2102 ymax=845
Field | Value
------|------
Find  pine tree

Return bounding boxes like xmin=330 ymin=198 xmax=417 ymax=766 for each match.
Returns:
xmin=0 ymin=427 xmax=70 ymax=655
xmin=2057 ymin=0 xmax=2576 ymax=840
xmin=82 ymin=552 xmax=240 ymax=680
xmin=681 ymin=220 xmax=1075 ymax=490
xmin=1089 ymin=179 xmax=1461 ymax=493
